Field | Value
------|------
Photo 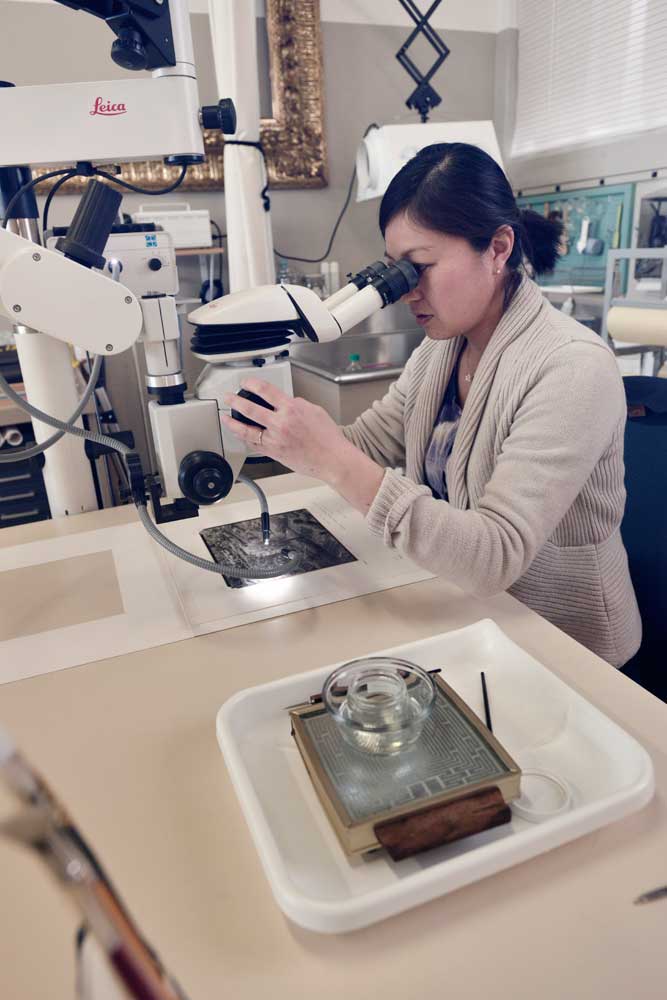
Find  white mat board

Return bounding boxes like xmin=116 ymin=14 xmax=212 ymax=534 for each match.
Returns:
xmin=0 ymin=485 xmax=433 ymax=683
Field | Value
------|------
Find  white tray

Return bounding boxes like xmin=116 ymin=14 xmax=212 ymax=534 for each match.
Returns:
xmin=216 ymin=620 xmax=654 ymax=934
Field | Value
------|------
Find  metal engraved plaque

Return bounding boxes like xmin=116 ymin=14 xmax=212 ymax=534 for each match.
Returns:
xmin=200 ymin=508 xmax=356 ymax=588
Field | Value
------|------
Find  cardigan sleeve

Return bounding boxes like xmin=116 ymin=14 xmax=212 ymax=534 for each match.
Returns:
xmin=364 ymin=340 xmax=626 ymax=597
xmin=340 ymin=340 xmax=430 ymax=468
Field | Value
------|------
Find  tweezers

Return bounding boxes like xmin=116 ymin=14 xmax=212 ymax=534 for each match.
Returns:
xmin=634 ymin=885 xmax=667 ymax=905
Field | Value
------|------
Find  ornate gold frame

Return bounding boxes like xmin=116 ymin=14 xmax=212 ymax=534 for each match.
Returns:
xmin=41 ymin=0 xmax=327 ymax=193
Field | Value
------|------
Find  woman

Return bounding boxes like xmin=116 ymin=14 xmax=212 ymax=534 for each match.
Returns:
xmin=223 ymin=143 xmax=641 ymax=668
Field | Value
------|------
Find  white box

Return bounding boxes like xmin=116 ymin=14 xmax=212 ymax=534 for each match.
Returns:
xmin=131 ymin=202 xmax=212 ymax=249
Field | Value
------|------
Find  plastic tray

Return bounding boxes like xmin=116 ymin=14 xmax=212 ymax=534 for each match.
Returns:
xmin=216 ymin=620 xmax=654 ymax=933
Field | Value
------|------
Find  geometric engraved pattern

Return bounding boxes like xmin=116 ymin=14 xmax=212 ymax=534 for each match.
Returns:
xmin=304 ymin=686 xmax=508 ymax=824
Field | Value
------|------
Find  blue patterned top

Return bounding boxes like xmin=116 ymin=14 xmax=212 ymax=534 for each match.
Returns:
xmin=424 ymin=358 xmax=462 ymax=501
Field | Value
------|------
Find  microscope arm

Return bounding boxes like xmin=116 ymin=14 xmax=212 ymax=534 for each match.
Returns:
xmin=0 ymin=226 xmax=142 ymax=354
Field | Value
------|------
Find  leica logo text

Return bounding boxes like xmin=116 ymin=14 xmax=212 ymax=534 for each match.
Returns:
xmin=90 ymin=97 xmax=128 ymax=117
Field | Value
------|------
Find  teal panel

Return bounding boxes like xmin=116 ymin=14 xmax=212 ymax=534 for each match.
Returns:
xmin=516 ymin=183 xmax=635 ymax=290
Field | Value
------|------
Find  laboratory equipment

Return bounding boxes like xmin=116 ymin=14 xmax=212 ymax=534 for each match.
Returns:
xmin=0 ymin=0 xmax=222 ymax=166
xmin=353 ymin=4 xmax=502 ymax=202
xmin=510 ymin=769 xmax=572 ymax=823
xmin=0 ymin=0 xmax=235 ymax=516
xmin=394 ymin=0 xmax=450 ymax=122
xmin=149 ymin=257 xmax=419 ymax=507
xmin=0 ymin=192 xmax=419 ymax=563
xmin=0 ymin=0 xmax=419 ymax=575
xmin=131 ymin=203 xmax=213 ymax=249
xmin=0 ymin=0 xmax=210 ymax=169
xmin=356 ymin=120 xmax=503 ymax=202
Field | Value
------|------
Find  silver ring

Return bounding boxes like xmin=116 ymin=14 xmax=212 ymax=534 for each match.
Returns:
xmin=258 ymin=428 xmax=264 ymax=449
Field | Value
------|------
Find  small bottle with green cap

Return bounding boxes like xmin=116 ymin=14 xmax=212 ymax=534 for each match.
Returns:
xmin=345 ymin=352 xmax=363 ymax=373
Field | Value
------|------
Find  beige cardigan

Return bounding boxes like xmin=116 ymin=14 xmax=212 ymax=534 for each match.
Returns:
xmin=343 ymin=276 xmax=642 ymax=667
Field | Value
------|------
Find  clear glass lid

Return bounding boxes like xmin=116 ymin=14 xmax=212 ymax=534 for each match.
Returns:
xmin=321 ymin=657 xmax=436 ymax=756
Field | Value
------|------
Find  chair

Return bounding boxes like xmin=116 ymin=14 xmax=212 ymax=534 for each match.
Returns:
xmin=602 ymin=247 xmax=667 ymax=378
xmin=620 ymin=376 xmax=667 ymax=700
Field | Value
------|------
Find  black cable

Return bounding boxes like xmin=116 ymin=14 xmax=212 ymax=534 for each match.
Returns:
xmin=273 ymin=163 xmax=357 ymax=263
xmin=1 ymin=168 xmax=73 ymax=228
xmin=210 ymin=219 xmax=226 ymax=242
xmin=93 ymin=164 xmax=188 ymax=197
xmin=42 ymin=170 xmax=77 ymax=235
xmin=270 ymin=124 xmax=376 ymax=264
xmin=207 ymin=220 xmax=226 ymax=297
xmin=224 ymin=140 xmax=270 ymax=210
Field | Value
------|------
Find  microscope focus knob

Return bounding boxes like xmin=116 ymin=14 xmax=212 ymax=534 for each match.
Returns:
xmin=111 ymin=28 xmax=148 ymax=71
xmin=148 ymin=257 xmax=163 ymax=271
xmin=200 ymin=98 xmax=237 ymax=135
xmin=178 ymin=451 xmax=234 ymax=504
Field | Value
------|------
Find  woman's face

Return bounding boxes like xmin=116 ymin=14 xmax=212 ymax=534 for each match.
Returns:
xmin=384 ymin=211 xmax=509 ymax=342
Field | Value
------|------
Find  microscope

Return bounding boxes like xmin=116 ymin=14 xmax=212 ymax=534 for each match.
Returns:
xmin=0 ymin=0 xmax=419 ymax=577
xmin=0 ymin=193 xmax=417 ymax=509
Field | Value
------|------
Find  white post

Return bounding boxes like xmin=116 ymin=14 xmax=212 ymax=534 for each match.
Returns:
xmin=208 ymin=0 xmax=275 ymax=291
xmin=13 ymin=330 xmax=98 ymax=516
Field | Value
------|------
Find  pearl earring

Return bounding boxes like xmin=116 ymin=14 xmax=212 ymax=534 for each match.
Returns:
xmin=494 ymin=268 xmax=501 ymax=275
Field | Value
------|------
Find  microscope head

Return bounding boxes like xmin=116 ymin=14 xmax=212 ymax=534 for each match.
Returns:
xmin=188 ymin=283 xmax=341 ymax=363
xmin=187 ymin=258 xmax=420 ymax=364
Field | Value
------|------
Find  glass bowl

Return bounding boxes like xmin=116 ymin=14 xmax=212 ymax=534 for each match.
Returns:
xmin=321 ymin=657 xmax=436 ymax=755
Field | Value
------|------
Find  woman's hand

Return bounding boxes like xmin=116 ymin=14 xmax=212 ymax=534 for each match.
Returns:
xmin=221 ymin=378 xmax=385 ymax=514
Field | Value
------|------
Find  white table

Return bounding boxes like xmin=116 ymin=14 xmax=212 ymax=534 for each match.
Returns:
xmin=0 ymin=474 xmax=665 ymax=999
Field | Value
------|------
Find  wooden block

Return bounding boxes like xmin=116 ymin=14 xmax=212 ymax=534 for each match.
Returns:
xmin=374 ymin=786 xmax=511 ymax=862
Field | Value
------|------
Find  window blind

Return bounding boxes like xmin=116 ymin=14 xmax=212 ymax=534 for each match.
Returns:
xmin=511 ymin=0 xmax=667 ymax=158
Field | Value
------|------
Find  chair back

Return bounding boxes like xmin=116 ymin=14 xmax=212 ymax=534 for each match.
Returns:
xmin=621 ymin=376 xmax=667 ymax=698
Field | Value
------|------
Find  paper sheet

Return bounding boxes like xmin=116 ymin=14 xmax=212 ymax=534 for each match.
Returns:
xmin=0 ymin=521 xmax=190 ymax=685
xmin=0 ymin=485 xmax=433 ymax=683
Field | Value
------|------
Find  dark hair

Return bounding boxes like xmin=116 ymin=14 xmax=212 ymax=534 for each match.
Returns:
xmin=379 ymin=143 xmax=562 ymax=305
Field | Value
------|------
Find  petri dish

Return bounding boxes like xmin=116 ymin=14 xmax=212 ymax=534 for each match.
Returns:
xmin=511 ymin=768 xmax=572 ymax=822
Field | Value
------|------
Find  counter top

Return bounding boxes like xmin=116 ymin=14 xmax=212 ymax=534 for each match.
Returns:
xmin=0 ymin=474 xmax=665 ymax=999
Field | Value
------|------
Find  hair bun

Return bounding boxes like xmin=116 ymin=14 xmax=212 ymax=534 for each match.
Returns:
xmin=519 ymin=208 xmax=563 ymax=276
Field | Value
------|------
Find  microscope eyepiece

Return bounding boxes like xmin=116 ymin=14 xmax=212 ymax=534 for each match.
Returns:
xmin=370 ymin=259 xmax=420 ymax=305
xmin=348 ymin=260 xmax=389 ymax=290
